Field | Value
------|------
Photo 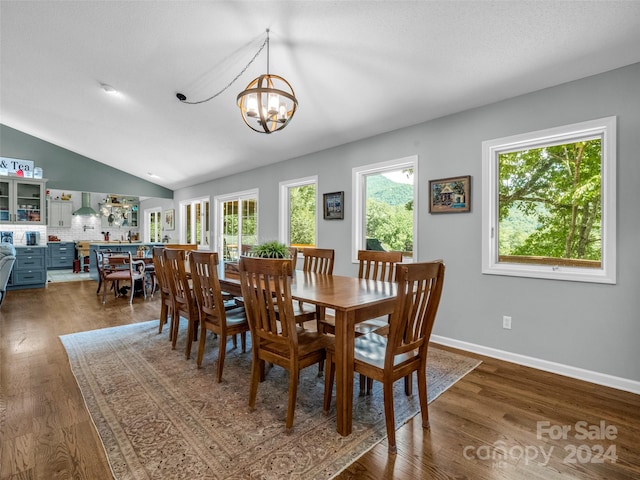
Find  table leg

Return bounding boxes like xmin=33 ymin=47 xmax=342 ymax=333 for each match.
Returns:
xmin=335 ymin=309 xmax=355 ymax=436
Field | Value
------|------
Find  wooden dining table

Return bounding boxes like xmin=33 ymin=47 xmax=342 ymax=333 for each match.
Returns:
xmin=219 ymin=264 xmax=397 ymax=436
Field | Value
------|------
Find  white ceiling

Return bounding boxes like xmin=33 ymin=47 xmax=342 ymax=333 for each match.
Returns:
xmin=2 ymin=1 xmax=640 ymax=191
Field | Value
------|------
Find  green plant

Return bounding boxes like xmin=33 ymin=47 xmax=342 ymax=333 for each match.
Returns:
xmin=251 ymin=241 xmax=291 ymax=259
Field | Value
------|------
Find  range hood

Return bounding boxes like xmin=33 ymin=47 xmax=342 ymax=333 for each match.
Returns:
xmin=72 ymin=192 xmax=98 ymax=216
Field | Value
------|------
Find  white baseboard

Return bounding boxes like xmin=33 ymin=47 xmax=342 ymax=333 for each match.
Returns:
xmin=430 ymin=335 xmax=640 ymax=395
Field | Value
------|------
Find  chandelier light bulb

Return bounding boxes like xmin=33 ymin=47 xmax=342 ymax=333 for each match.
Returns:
xmin=246 ymin=94 xmax=258 ymax=117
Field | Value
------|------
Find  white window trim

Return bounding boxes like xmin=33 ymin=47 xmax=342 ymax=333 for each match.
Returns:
xmin=278 ymin=175 xmax=318 ymax=247
xmin=351 ymin=155 xmax=418 ymax=264
xmin=481 ymin=116 xmax=616 ymax=284
xmin=144 ymin=207 xmax=161 ymax=243
xmin=213 ymin=188 xmax=259 ymax=254
xmin=179 ymin=195 xmax=210 ymax=245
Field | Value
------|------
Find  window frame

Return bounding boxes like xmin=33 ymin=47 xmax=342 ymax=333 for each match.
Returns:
xmin=351 ymin=155 xmax=418 ymax=263
xmin=179 ymin=196 xmax=210 ymax=246
xmin=481 ymin=116 xmax=616 ymax=284
xmin=213 ymin=188 xmax=259 ymax=261
xmin=144 ymin=207 xmax=162 ymax=243
xmin=279 ymin=175 xmax=318 ymax=250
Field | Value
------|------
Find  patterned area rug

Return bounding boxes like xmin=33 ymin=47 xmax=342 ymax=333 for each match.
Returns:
xmin=60 ymin=320 xmax=480 ymax=480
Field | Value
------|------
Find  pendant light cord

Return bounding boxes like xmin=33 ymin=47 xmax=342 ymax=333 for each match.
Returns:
xmin=177 ymin=30 xmax=269 ymax=105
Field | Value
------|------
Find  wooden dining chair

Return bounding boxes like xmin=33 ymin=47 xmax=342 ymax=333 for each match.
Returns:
xmin=94 ymin=248 xmax=112 ymax=296
xmin=100 ymin=252 xmax=147 ymax=304
xmin=163 ymin=248 xmax=200 ymax=359
xmin=189 ymin=251 xmax=250 ymax=382
xmin=152 ymin=246 xmax=174 ymax=338
xmin=323 ymin=260 xmax=446 ymax=454
xmin=238 ymin=256 xmax=334 ymax=431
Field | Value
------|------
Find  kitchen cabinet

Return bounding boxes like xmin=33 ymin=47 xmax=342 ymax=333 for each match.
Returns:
xmin=48 ymin=200 xmax=74 ymax=227
xmin=0 ymin=178 xmax=46 ymax=225
xmin=8 ymin=246 xmax=47 ymax=289
xmin=48 ymin=242 xmax=75 ymax=269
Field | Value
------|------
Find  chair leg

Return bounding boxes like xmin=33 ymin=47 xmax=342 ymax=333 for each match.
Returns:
xmin=323 ymin=351 xmax=335 ymax=414
xmin=358 ymin=374 xmax=374 ymax=395
xmin=240 ymin=332 xmax=247 ymax=353
xmin=196 ymin=324 xmax=207 ymax=368
xmin=404 ymin=373 xmax=413 ymax=396
xmin=159 ymin=302 xmax=167 ymax=333
xmin=216 ymin=335 xmax=227 ymax=383
xmin=383 ymin=380 xmax=398 ymax=454
xmin=417 ymin=363 xmax=430 ymax=430
xmin=171 ymin=310 xmax=180 ymax=350
xmin=185 ymin=318 xmax=195 ymax=359
xmin=128 ymin=281 xmax=135 ymax=304
xmin=285 ymin=369 xmax=299 ymax=430
xmin=248 ymin=353 xmax=261 ymax=411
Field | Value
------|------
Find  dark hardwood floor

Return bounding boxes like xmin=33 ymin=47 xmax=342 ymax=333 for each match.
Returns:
xmin=1 ymin=280 xmax=639 ymax=479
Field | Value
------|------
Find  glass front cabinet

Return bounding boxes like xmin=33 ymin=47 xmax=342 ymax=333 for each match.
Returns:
xmin=0 ymin=178 xmax=46 ymax=224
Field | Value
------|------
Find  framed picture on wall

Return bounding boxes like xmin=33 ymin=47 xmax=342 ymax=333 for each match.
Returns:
xmin=164 ymin=208 xmax=175 ymax=230
xmin=323 ymin=191 xmax=344 ymax=220
xmin=429 ymin=175 xmax=471 ymax=213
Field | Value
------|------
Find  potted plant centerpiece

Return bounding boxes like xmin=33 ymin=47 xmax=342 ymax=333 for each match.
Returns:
xmin=243 ymin=241 xmax=296 ymax=276
xmin=249 ymin=241 xmax=291 ymax=259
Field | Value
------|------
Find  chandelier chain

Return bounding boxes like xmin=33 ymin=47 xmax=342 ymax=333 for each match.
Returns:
xmin=179 ymin=34 xmax=269 ymax=105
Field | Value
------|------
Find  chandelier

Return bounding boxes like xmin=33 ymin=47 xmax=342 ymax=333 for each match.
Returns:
xmin=236 ymin=30 xmax=297 ymax=133
xmin=176 ymin=29 xmax=297 ymax=134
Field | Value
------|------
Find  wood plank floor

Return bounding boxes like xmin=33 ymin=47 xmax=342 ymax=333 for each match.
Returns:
xmin=1 ymin=280 xmax=639 ymax=479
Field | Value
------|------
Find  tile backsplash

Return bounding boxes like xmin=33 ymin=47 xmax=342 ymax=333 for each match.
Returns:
xmin=48 ymin=215 xmax=139 ymax=242
xmin=1 ymin=217 xmax=139 ymax=245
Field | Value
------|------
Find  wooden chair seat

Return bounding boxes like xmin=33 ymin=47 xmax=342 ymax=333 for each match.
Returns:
xmin=260 ymin=331 xmax=333 ymax=359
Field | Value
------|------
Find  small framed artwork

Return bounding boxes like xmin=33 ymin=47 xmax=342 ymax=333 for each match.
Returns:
xmin=323 ymin=191 xmax=344 ymax=220
xmin=164 ymin=208 xmax=175 ymax=230
xmin=429 ymin=175 xmax=471 ymax=213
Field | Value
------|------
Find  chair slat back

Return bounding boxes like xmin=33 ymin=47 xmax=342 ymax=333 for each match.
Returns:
xmin=288 ymin=247 xmax=298 ymax=271
xmin=302 ymin=248 xmax=334 ymax=274
xmin=357 ymin=250 xmax=403 ymax=282
xmin=189 ymin=251 xmax=225 ymax=320
xmin=386 ymin=261 xmax=445 ymax=368
xmin=163 ymin=248 xmax=193 ymax=314
xmin=102 ymin=252 xmax=141 ymax=275
xmin=152 ymin=246 xmax=169 ymax=294
xmin=239 ymin=256 xmax=297 ymax=349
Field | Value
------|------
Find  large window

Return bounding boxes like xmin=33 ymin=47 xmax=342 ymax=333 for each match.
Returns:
xmin=482 ymin=116 xmax=616 ymax=284
xmin=180 ymin=197 xmax=210 ymax=246
xmin=279 ymin=176 xmax=317 ymax=250
xmin=352 ymin=156 xmax=417 ymax=262
xmin=145 ymin=207 xmax=162 ymax=243
xmin=214 ymin=189 xmax=258 ymax=262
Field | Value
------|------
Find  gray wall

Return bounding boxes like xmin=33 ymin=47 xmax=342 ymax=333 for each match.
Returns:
xmin=170 ymin=63 xmax=640 ymax=384
xmin=2 ymin=63 xmax=637 ymax=385
xmin=0 ymin=124 xmax=173 ymax=198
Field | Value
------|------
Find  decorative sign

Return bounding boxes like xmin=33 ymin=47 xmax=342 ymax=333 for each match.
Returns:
xmin=0 ymin=157 xmax=35 ymax=177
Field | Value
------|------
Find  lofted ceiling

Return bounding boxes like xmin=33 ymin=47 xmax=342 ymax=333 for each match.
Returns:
xmin=1 ymin=1 xmax=640 ymax=191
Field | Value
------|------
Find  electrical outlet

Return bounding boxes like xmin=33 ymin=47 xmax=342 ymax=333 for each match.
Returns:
xmin=503 ymin=316 xmax=512 ymax=329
